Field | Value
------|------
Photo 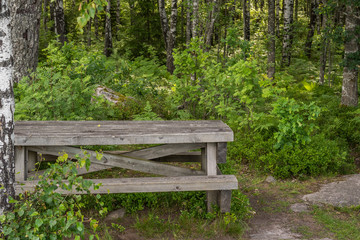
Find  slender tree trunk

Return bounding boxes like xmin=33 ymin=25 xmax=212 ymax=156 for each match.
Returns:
xmin=104 ymin=0 xmax=113 ymax=57
xmin=94 ymin=11 xmax=99 ymax=39
xmin=243 ymin=0 xmax=250 ymax=41
xmin=304 ymin=0 xmax=317 ymax=58
xmin=10 ymin=0 xmax=42 ymax=83
xmin=0 ymin=0 xmax=16 ymax=215
xmin=87 ymin=19 xmax=92 ymax=46
xmin=43 ymin=0 xmax=49 ymax=31
xmin=281 ymin=0 xmax=294 ymax=67
xmin=192 ymin=0 xmax=199 ymax=38
xmin=54 ymin=0 xmax=66 ymax=45
xmin=116 ymin=0 xmax=121 ymax=39
xmin=159 ymin=0 xmax=178 ymax=73
xmin=276 ymin=0 xmax=280 ymax=36
xmin=260 ymin=0 xmax=265 ymax=11
xmin=205 ymin=0 xmax=219 ymax=48
xmin=294 ymin=0 xmax=298 ymax=21
xmin=341 ymin=4 xmax=359 ymax=106
xmin=186 ymin=0 xmax=192 ymax=44
xmin=319 ymin=11 xmax=328 ymax=85
xmin=268 ymin=0 xmax=276 ymax=80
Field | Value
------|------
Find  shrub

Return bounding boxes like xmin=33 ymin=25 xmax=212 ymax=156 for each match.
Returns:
xmin=0 ymin=154 xmax=103 ymax=240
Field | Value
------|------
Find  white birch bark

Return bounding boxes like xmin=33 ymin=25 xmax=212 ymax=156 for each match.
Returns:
xmin=0 ymin=0 xmax=16 ymax=214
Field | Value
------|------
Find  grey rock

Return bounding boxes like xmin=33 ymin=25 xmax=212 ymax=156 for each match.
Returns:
xmin=250 ymin=223 xmax=301 ymax=240
xmin=105 ymin=208 xmax=126 ymax=221
xmin=290 ymin=203 xmax=309 ymax=213
xmin=265 ymin=175 xmax=276 ymax=183
xmin=303 ymin=174 xmax=360 ymax=207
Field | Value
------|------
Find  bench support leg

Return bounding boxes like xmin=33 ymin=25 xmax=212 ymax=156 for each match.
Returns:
xmin=15 ymin=146 xmax=26 ymax=181
xmin=218 ymin=190 xmax=232 ymax=213
xmin=202 ymin=143 xmax=219 ymax=212
xmin=26 ymin=149 xmax=37 ymax=173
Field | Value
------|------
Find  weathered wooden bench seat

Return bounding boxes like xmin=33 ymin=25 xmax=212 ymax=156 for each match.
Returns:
xmin=14 ymin=120 xmax=237 ymax=212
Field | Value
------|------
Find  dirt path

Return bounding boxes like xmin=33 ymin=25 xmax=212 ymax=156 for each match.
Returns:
xmin=241 ymin=174 xmax=360 ymax=240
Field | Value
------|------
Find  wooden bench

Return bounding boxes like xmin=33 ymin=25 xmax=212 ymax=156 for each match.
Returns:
xmin=14 ymin=120 xmax=238 ymax=212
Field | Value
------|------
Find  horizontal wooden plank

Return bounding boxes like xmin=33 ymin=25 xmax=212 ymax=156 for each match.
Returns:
xmin=15 ymin=175 xmax=238 ymax=194
xmin=14 ymin=121 xmax=233 ymax=146
xmin=28 ymin=146 xmax=205 ymax=177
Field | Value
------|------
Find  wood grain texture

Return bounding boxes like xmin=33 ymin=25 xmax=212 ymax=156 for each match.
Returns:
xmin=28 ymin=146 xmax=205 ymax=177
xmin=15 ymin=146 xmax=26 ymax=181
xmin=14 ymin=121 xmax=233 ymax=146
xmin=15 ymin=175 xmax=238 ymax=194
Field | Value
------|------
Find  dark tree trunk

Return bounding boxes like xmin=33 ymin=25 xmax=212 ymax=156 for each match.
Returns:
xmin=104 ymin=0 xmax=113 ymax=57
xmin=260 ymin=0 xmax=265 ymax=11
xmin=159 ymin=0 xmax=178 ymax=74
xmin=50 ymin=1 xmax=55 ymax=32
xmin=268 ymin=0 xmax=276 ymax=80
xmin=10 ymin=0 xmax=42 ymax=83
xmin=341 ymin=4 xmax=359 ymax=106
xmin=116 ymin=0 xmax=121 ymax=39
xmin=0 ymin=0 xmax=16 ymax=215
xmin=186 ymin=0 xmax=192 ymax=44
xmin=281 ymin=0 xmax=294 ymax=67
xmin=54 ymin=0 xmax=67 ymax=45
xmin=43 ymin=0 xmax=49 ymax=31
xmin=94 ymin=11 xmax=99 ymax=39
xmin=294 ymin=0 xmax=298 ymax=21
xmin=319 ymin=10 xmax=329 ymax=85
xmin=243 ymin=0 xmax=250 ymax=41
xmin=87 ymin=19 xmax=92 ymax=46
xmin=304 ymin=0 xmax=317 ymax=58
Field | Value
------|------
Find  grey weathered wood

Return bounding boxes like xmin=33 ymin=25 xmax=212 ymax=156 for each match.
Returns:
xmin=202 ymin=143 xmax=218 ymax=212
xmin=206 ymin=143 xmax=217 ymax=176
xmin=15 ymin=146 xmax=26 ymax=181
xmin=123 ymin=143 xmax=205 ymax=159
xmin=15 ymin=175 xmax=238 ymax=195
xmin=217 ymin=143 xmax=228 ymax=164
xmin=28 ymin=146 xmax=205 ymax=177
xmin=106 ymin=150 xmax=202 ymax=162
xmin=26 ymin=149 xmax=37 ymax=172
xmin=14 ymin=121 xmax=234 ymax=146
xmin=218 ymin=190 xmax=232 ymax=213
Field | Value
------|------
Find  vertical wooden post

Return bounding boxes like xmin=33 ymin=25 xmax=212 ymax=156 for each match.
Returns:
xmin=26 ymin=148 xmax=37 ymax=173
xmin=15 ymin=146 xmax=26 ymax=181
xmin=202 ymin=143 xmax=218 ymax=212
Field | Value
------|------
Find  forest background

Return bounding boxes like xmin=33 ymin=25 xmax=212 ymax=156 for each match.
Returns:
xmin=0 ymin=0 xmax=360 ymax=238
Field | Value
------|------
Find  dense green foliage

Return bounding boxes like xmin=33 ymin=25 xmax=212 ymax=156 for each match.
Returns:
xmin=0 ymin=154 xmax=102 ymax=240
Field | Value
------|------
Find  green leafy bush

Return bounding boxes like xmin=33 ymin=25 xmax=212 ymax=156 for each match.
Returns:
xmin=0 ymin=154 xmax=102 ymax=240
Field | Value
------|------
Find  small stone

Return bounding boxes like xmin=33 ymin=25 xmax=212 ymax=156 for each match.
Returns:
xmin=265 ymin=176 xmax=276 ymax=183
xmin=105 ymin=208 xmax=126 ymax=221
xmin=290 ymin=203 xmax=309 ymax=213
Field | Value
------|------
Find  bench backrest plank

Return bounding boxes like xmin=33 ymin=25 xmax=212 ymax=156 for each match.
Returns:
xmin=14 ymin=120 xmax=233 ymax=146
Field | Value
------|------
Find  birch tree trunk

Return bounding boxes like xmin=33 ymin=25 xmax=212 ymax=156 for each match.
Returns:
xmin=0 ymin=0 xmax=16 ymax=215
xmin=159 ymin=0 xmax=178 ymax=74
xmin=10 ymin=0 xmax=41 ymax=83
xmin=341 ymin=4 xmax=359 ymax=106
xmin=281 ymin=0 xmax=294 ymax=67
xmin=243 ymin=0 xmax=250 ymax=41
xmin=54 ymin=0 xmax=66 ymax=45
xmin=205 ymin=0 xmax=219 ymax=48
xmin=268 ymin=0 xmax=276 ymax=80
xmin=104 ymin=0 xmax=113 ymax=57
xmin=304 ymin=0 xmax=317 ymax=58
xmin=192 ymin=0 xmax=199 ymax=38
